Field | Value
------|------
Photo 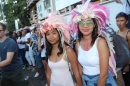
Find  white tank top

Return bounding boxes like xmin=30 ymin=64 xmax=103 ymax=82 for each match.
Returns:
xmin=78 ymin=38 xmax=100 ymax=75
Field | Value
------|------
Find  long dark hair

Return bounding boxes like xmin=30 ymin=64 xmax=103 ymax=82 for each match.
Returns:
xmin=17 ymin=31 xmax=22 ymax=39
xmin=45 ymin=29 xmax=69 ymax=62
xmin=78 ymin=18 xmax=98 ymax=46
xmin=33 ymin=27 xmax=37 ymax=32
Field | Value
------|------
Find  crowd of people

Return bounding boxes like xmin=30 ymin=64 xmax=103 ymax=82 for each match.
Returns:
xmin=0 ymin=0 xmax=130 ymax=86
xmin=6 ymin=26 xmax=46 ymax=79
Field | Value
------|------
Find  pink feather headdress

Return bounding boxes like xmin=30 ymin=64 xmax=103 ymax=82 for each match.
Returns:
xmin=70 ymin=1 xmax=117 ymax=77
xmin=70 ymin=0 xmax=109 ymax=34
xmin=40 ymin=12 xmax=70 ymax=46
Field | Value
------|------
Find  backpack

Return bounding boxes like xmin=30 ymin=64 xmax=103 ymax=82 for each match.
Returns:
xmin=105 ymin=27 xmax=130 ymax=68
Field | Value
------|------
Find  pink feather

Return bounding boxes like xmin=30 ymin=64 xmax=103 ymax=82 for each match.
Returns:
xmin=40 ymin=12 xmax=70 ymax=44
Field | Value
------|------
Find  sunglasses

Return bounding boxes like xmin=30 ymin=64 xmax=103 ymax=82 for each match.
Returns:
xmin=0 ymin=30 xmax=4 ymax=33
xmin=79 ymin=20 xmax=93 ymax=27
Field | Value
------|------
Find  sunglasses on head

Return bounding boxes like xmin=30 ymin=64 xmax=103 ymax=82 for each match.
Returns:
xmin=78 ymin=20 xmax=93 ymax=27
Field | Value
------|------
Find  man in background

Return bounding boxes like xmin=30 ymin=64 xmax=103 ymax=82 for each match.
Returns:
xmin=0 ymin=22 xmax=28 ymax=86
xmin=115 ymin=12 xmax=130 ymax=86
xmin=115 ymin=0 xmax=130 ymax=28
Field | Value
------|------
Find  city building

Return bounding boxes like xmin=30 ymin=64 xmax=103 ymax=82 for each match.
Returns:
xmin=26 ymin=0 xmax=123 ymax=31
xmin=25 ymin=0 xmax=55 ymax=29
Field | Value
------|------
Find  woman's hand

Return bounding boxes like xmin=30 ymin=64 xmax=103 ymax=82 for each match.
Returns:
xmin=38 ymin=47 xmax=42 ymax=52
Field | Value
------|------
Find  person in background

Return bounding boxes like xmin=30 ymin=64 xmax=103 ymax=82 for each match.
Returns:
xmin=0 ymin=22 xmax=28 ymax=86
xmin=17 ymin=31 xmax=22 ymax=57
xmin=6 ymin=31 xmax=17 ymax=42
xmin=21 ymin=26 xmax=35 ymax=71
xmin=13 ymin=31 xmax=18 ymax=41
xmin=17 ymin=31 xmax=28 ymax=69
xmin=115 ymin=0 xmax=130 ymax=29
xmin=38 ymin=32 xmax=47 ymax=72
xmin=31 ymin=27 xmax=46 ymax=80
xmin=6 ymin=31 xmax=13 ymax=38
xmin=115 ymin=12 xmax=130 ymax=86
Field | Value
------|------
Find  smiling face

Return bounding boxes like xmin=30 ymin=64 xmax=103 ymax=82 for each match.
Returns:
xmin=78 ymin=18 xmax=95 ymax=36
xmin=46 ymin=29 xmax=60 ymax=45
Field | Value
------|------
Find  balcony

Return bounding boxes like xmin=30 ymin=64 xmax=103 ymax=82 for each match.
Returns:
xmin=26 ymin=0 xmax=39 ymax=8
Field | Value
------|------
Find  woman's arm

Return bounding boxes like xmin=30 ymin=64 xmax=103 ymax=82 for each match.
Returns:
xmin=20 ymin=38 xmax=30 ymax=44
xmin=30 ymin=38 xmax=32 ymax=47
xmin=75 ymin=42 xmax=83 ymax=76
xmin=46 ymin=62 xmax=51 ymax=86
xmin=97 ymin=38 xmax=109 ymax=86
xmin=67 ymin=47 xmax=83 ymax=86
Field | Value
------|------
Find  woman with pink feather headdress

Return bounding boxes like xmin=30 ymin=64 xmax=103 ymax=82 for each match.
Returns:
xmin=70 ymin=0 xmax=117 ymax=86
xmin=40 ymin=13 xmax=83 ymax=86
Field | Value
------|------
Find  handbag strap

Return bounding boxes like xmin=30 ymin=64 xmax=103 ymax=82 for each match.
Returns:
xmin=65 ymin=48 xmax=71 ymax=72
xmin=126 ymin=30 xmax=130 ymax=50
xmin=65 ymin=46 xmax=76 ymax=85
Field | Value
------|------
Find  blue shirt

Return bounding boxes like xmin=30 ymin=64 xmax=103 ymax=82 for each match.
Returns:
xmin=32 ymin=35 xmax=40 ymax=55
xmin=0 ymin=38 xmax=23 ymax=74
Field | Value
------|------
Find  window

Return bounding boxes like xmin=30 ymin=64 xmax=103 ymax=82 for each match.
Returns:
xmin=44 ymin=0 xmax=50 ymax=9
xmin=38 ymin=5 xmax=42 ymax=12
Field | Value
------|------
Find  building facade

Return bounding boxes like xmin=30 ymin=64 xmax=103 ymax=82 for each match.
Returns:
xmin=26 ymin=0 xmax=123 ymax=30
xmin=26 ymin=0 xmax=54 ymax=29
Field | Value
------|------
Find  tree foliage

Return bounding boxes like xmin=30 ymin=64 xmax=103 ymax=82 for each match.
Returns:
xmin=3 ymin=0 xmax=30 ymax=31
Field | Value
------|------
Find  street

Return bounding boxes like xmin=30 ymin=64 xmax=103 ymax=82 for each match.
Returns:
xmin=24 ymin=69 xmax=46 ymax=86
xmin=0 ymin=69 xmax=47 ymax=86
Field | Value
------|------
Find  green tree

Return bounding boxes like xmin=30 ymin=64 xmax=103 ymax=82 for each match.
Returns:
xmin=3 ymin=0 xmax=30 ymax=31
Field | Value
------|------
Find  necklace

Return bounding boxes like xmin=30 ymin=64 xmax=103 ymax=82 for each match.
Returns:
xmin=82 ymin=38 xmax=92 ymax=51
xmin=85 ymin=42 xmax=91 ymax=51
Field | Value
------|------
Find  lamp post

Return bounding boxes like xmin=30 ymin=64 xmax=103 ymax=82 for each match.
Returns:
xmin=0 ymin=0 xmax=5 ymax=23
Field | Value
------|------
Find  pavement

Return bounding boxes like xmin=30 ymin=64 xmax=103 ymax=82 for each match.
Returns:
xmin=0 ymin=69 xmax=47 ymax=86
xmin=24 ymin=69 xmax=47 ymax=86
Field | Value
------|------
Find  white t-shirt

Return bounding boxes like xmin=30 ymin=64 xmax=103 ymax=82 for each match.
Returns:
xmin=17 ymin=37 xmax=25 ymax=49
xmin=24 ymin=33 xmax=31 ymax=46
xmin=41 ymin=48 xmax=46 ymax=57
xmin=41 ymin=38 xmax=46 ymax=57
